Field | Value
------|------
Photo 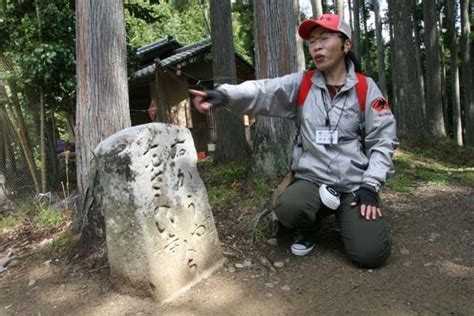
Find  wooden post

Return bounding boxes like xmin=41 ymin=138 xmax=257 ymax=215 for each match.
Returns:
xmin=154 ymin=61 xmax=170 ymax=123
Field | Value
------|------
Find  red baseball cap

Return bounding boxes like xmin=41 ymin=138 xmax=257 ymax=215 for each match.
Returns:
xmin=298 ymin=14 xmax=352 ymax=40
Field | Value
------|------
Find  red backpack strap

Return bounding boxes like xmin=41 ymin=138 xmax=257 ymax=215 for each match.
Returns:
xmin=297 ymin=69 xmax=316 ymax=106
xmin=355 ymin=72 xmax=368 ymax=112
xmin=297 ymin=69 xmax=368 ymax=112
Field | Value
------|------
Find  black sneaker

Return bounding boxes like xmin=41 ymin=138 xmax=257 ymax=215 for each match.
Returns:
xmin=291 ymin=237 xmax=315 ymax=256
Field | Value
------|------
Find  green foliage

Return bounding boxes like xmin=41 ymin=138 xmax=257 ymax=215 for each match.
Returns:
xmin=385 ymin=138 xmax=474 ymax=193
xmin=51 ymin=229 xmax=77 ymax=254
xmin=32 ymin=207 xmax=63 ymax=230
xmin=124 ymin=0 xmax=206 ymax=48
xmin=232 ymin=0 xmax=254 ymax=63
xmin=0 ymin=212 xmax=28 ymax=233
xmin=1 ymin=0 xmax=76 ymax=113
xmin=199 ymin=158 xmax=250 ymax=186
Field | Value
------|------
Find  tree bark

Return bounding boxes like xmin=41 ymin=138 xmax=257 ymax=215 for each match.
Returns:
xmin=460 ymin=0 xmax=474 ymax=144
xmin=352 ymin=0 xmax=361 ymax=62
xmin=252 ymin=0 xmax=299 ymax=179
xmin=75 ymin=0 xmax=131 ymax=242
xmin=423 ymin=0 xmax=446 ymax=138
xmin=388 ymin=8 xmax=397 ymax=107
xmin=361 ymin=2 xmax=372 ymax=76
xmin=372 ymin=0 xmax=387 ymax=97
xmin=39 ymin=88 xmax=47 ymax=192
xmin=412 ymin=0 xmax=426 ymax=117
xmin=0 ymin=105 xmax=5 ymax=176
xmin=310 ymin=0 xmax=323 ymax=18
xmin=446 ymin=0 xmax=463 ymax=145
xmin=388 ymin=0 xmax=430 ymax=139
xmin=210 ymin=0 xmax=247 ymax=164
xmin=335 ymin=0 xmax=344 ymax=18
xmin=0 ymin=71 xmax=40 ymax=193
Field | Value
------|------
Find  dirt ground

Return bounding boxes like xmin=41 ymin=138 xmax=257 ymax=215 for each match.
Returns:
xmin=1 ymin=181 xmax=473 ymax=316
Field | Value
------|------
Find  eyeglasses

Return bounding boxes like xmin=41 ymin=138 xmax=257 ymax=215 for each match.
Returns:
xmin=305 ymin=33 xmax=341 ymax=46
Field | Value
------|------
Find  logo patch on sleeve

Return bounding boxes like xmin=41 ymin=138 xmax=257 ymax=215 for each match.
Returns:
xmin=371 ymin=97 xmax=391 ymax=114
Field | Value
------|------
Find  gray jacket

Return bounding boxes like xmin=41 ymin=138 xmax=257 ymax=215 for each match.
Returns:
xmin=217 ymin=62 xmax=398 ymax=193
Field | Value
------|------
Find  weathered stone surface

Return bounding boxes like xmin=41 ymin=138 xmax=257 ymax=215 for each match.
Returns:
xmin=95 ymin=123 xmax=224 ymax=303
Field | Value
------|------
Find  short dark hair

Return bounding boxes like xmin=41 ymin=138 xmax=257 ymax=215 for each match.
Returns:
xmin=338 ymin=33 xmax=362 ymax=73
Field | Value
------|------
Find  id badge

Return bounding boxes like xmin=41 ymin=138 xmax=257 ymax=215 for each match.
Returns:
xmin=316 ymin=130 xmax=338 ymax=145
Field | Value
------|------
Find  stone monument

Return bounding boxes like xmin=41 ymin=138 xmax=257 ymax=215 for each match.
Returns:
xmin=95 ymin=123 xmax=224 ymax=303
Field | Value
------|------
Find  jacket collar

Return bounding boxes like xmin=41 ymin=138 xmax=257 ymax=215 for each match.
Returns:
xmin=311 ymin=60 xmax=358 ymax=92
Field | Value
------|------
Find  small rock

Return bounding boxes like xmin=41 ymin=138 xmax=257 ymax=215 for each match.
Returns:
xmin=235 ymin=263 xmax=244 ymax=269
xmin=267 ymin=238 xmax=278 ymax=246
xmin=408 ymin=163 xmax=416 ymax=169
xmin=368 ymin=269 xmax=374 ymax=273
xmin=284 ymin=258 xmax=291 ymax=263
xmin=265 ymin=293 xmax=273 ymax=298
xmin=424 ymin=262 xmax=434 ymax=267
xmin=6 ymin=259 xmax=20 ymax=267
xmin=402 ymin=261 xmax=412 ymax=267
xmin=281 ymin=285 xmax=290 ymax=291
xmin=265 ymin=282 xmax=274 ymax=288
xmin=28 ymin=279 xmax=36 ymax=287
xmin=273 ymin=261 xmax=284 ymax=268
xmin=228 ymin=266 xmax=236 ymax=273
xmin=4 ymin=305 xmax=12 ymax=309
xmin=43 ymin=260 xmax=52 ymax=266
xmin=400 ymin=248 xmax=410 ymax=255
xmin=0 ymin=266 xmax=6 ymax=273
xmin=243 ymin=260 xmax=252 ymax=268
xmin=39 ymin=238 xmax=54 ymax=247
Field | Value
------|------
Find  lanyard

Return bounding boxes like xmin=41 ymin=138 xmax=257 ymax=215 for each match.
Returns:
xmin=320 ymin=89 xmax=348 ymax=133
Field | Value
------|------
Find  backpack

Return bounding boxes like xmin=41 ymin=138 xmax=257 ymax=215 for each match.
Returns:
xmin=296 ymin=69 xmax=368 ymax=111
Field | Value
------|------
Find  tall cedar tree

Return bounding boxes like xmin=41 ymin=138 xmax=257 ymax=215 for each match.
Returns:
xmin=387 ymin=0 xmax=430 ymax=139
xmin=210 ymin=0 xmax=248 ymax=164
xmin=460 ymin=0 xmax=473 ymax=144
xmin=310 ymin=0 xmax=323 ymax=18
xmin=251 ymin=0 xmax=301 ymax=178
xmin=352 ymin=0 xmax=361 ymax=62
xmin=446 ymin=0 xmax=463 ymax=145
xmin=373 ymin=0 xmax=387 ymax=97
xmin=75 ymin=0 xmax=131 ymax=244
xmin=423 ymin=0 xmax=446 ymax=137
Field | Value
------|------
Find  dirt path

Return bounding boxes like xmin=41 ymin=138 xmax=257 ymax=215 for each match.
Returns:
xmin=1 ymin=182 xmax=473 ymax=315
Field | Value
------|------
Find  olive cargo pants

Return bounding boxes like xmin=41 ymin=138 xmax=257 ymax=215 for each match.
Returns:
xmin=274 ymin=179 xmax=391 ymax=268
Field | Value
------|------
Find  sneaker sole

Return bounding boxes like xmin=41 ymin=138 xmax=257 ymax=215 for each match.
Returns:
xmin=291 ymin=244 xmax=315 ymax=256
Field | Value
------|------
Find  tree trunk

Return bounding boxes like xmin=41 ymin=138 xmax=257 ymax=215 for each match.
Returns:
xmin=210 ymin=0 xmax=247 ymax=164
xmin=352 ymin=0 xmax=361 ymax=62
xmin=372 ymin=0 xmax=387 ymax=97
xmin=1 ymin=75 xmax=40 ymax=193
xmin=362 ymin=2 xmax=372 ymax=76
xmin=388 ymin=0 xmax=430 ymax=139
xmin=252 ymin=0 xmax=299 ymax=179
xmin=460 ymin=0 xmax=474 ymax=144
xmin=75 ymin=0 xmax=131 ymax=243
xmin=310 ymin=0 xmax=323 ymax=18
xmin=388 ymin=8 xmax=397 ymax=108
xmin=348 ymin=0 xmax=353 ymax=30
xmin=412 ymin=0 xmax=426 ymax=117
xmin=423 ymin=0 xmax=446 ymax=138
xmin=446 ymin=0 xmax=463 ymax=145
xmin=39 ymin=88 xmax=46 ymax=192
xmin=335 ymin=0 xmax=344 ymax=18
xmin=0 ymin=105 xmax=5 ymax=176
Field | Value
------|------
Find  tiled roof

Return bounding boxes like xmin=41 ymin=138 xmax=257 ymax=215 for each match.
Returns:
xmin=136 ymin=35 xmax=178 ymax=56
xmin=132 ymin=40 xmax=211 ymax=79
